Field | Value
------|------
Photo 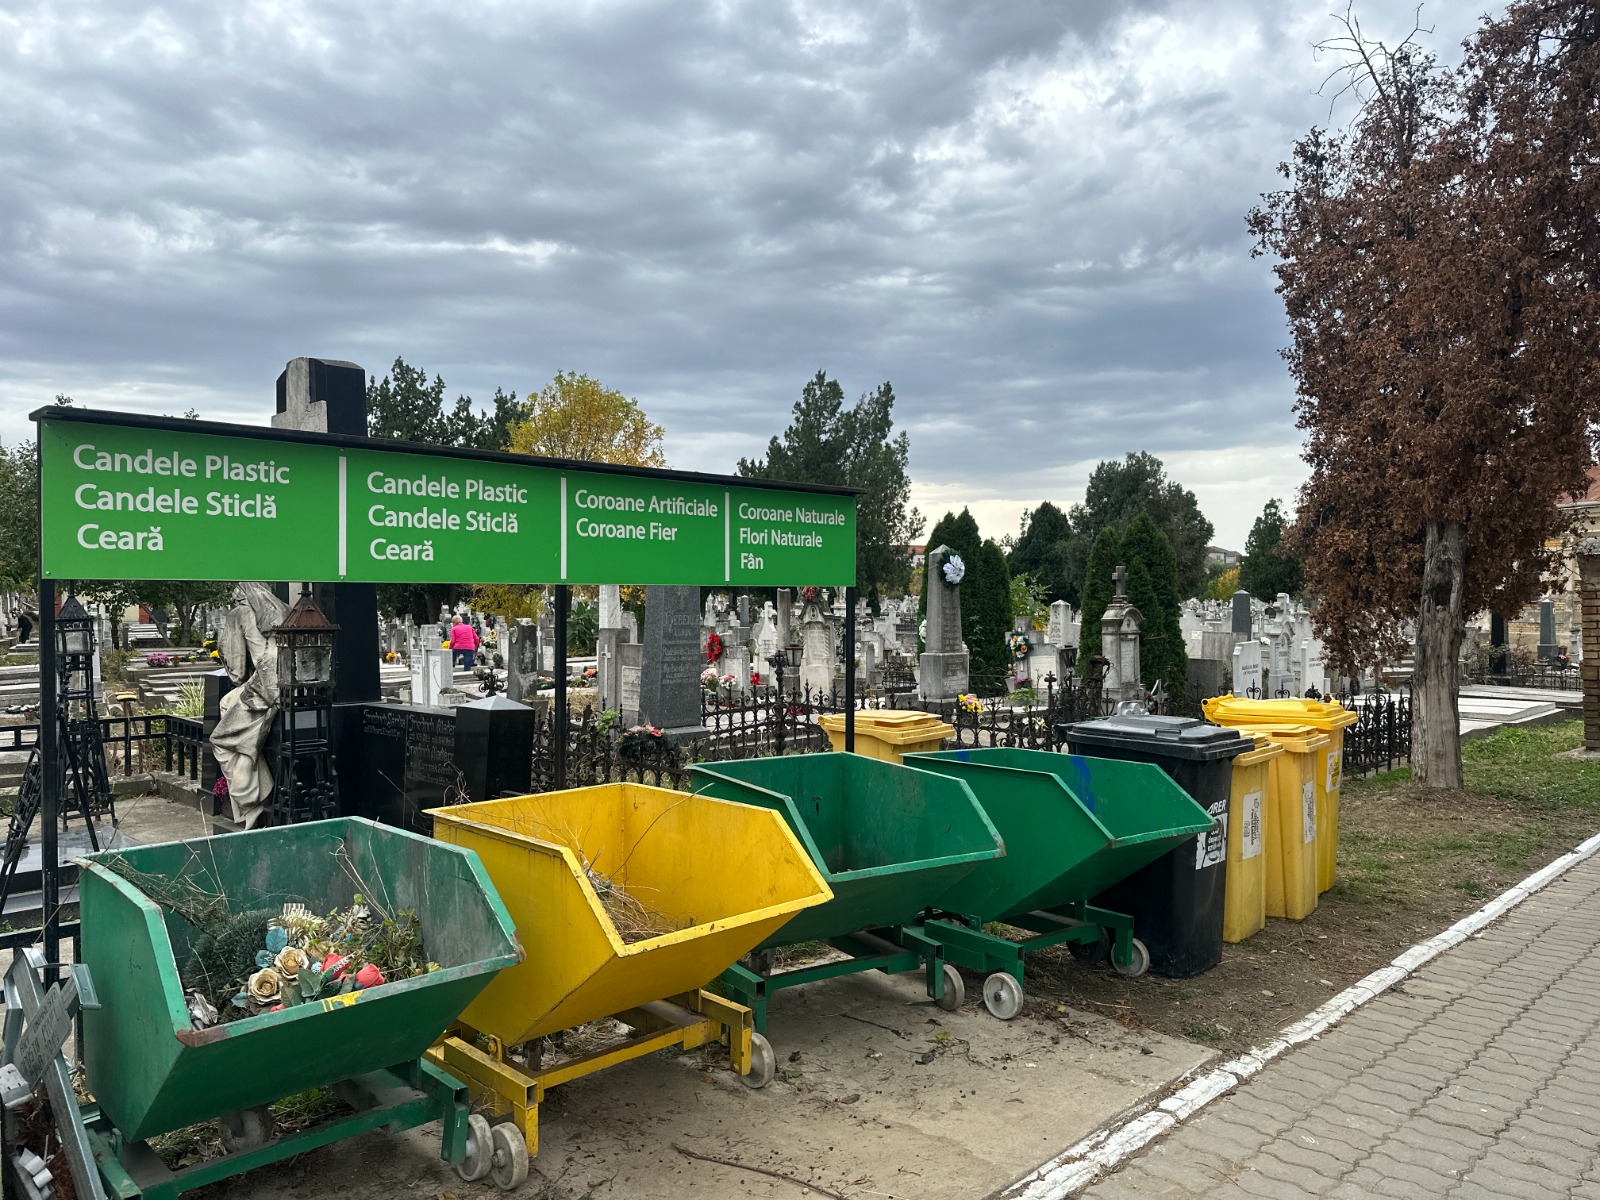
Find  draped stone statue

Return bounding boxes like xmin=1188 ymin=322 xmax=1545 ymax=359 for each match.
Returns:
xmin=209 ymin=583 xmax=287 ymax=827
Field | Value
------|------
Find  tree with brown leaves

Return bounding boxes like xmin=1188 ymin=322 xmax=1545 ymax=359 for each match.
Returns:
xmin=1249 ymin=3 xmax=1600 ymax=787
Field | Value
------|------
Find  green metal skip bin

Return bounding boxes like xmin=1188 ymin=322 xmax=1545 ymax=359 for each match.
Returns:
xmin=78 ymin=817 xmax=520 ymax=1193
xmin=902 ymin=747 xmax=1215 ymax=1017
xmin=688 ymin=753 xmax=1004 ymax=1032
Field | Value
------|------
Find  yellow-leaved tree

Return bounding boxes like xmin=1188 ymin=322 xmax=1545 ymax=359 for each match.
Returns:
xmin=504 ymin=371 xmax=666 ymax=467
xmin=474 ymin=374 xmax=667 ymax=626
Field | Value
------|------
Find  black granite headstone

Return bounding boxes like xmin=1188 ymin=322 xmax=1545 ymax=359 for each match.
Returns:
xmin=357 ymin=703 xmax=458 ymax=832
xmin=454 ymin=695 xmax=534 ymax=802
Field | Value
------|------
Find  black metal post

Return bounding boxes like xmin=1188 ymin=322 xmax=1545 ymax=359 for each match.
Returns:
xmin=553 ymin=585 xmax=568 ymax=790
xmin=39 ymin=576 xmax=59 ymax=971
xmin=843 ymin=585 xmax=856 ymax=752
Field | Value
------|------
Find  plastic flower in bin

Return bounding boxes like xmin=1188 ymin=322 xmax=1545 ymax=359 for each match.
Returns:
xmin=353 ymin=963 xmax=385 ymax=989
xmin=941 ymin=554 xmax=966 ymax=586
xmin=275 ymin=946 xmax=310 ymax=976
xmin=246 ymin=967 xmax=282 ymax=1003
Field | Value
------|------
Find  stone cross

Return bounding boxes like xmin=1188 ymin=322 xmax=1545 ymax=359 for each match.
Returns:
xmin=1113 ymin=564 xmax=1128 ymax=598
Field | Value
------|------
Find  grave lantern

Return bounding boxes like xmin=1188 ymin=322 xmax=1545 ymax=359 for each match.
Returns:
xmin=269 ymin=588 xmax=340 ymax=824
xmin=54 ymin=592 xmax=114 ymax=828
xmin=55 ymin=593 xmax=96 ymax=703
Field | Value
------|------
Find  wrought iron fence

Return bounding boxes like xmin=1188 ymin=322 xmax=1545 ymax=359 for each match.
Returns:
xmin=1 ymin=714 xmax=187 ymax=781
xmin=1461 ymin=661 xmax=1580 ymax=691
xmin=526 ymin=680 xmax=879 ymax=793
xmin=1332 ymin=685 xmax=1413 ymax=777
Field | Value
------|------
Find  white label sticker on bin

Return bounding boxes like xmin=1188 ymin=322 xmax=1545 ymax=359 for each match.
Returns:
xmin=1241 ymin=789 xmax=1263 ymax=860
xmin=1196 ymin=798 xmax=1227 ymax=870
xmin=1302 ymin=780 xmax=1316 ymax=844
xmin=1326 ymin=749 xmax=1342 ymax=793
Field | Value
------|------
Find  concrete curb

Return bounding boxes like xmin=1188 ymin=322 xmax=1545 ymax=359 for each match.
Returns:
xmin=999 ymin=828 xmax=1600 ymax=1200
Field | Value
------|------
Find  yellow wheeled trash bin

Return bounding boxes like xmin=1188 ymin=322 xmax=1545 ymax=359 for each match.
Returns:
xmin=1227 ymin=725 xmax=1328 ymax=921
xmin=1222 ymin=732 xmax=1283 ymax=943
xmin=1204 ymin=696 xmax=1358 ymax=893
xmin=818 ymin=710 xmax=954 ymax=763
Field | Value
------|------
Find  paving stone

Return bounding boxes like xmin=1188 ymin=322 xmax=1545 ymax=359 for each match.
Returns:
xmin=1079 ymin=857 xmax=1600 ymax=1200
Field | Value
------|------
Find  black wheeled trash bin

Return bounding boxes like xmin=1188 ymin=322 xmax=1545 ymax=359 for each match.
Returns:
xmin=1055 ymin=716 xmax=1251 ymax=977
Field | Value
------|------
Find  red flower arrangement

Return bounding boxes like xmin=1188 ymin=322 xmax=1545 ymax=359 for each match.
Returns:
xmin=799 ymin=586 xmax=821 ymax=604
xmin=705 ymin=631 xmax=724 ymax=663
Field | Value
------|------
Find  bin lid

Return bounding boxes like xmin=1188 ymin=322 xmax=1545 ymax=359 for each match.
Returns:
xmin=1055 ymin=714 xmax=1253 ymax=761
xmin=1227 ymin=723 xmax=1331 ymax=753
xmin=818 ymin=711 xmax=955 ymax=744
xmin=1233 ymin=730 xmax=1285 ymax=766
xmin=1203 ymin=695 xmax=1359 ymax=731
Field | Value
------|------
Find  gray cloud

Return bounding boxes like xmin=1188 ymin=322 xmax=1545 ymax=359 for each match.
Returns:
xmin=0 ymin=0 xmax=1487 ymax=546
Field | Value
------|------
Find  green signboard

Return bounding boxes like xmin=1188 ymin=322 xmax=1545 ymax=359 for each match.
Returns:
xmin=37 ymin=413 xmax=856 ymax=586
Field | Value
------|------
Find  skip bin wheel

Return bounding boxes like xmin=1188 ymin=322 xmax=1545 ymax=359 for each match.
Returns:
xmin=218 ymin=1105 xmax=274 ymax=1154
xmin=489 ymin=1122 xmax=529 ymax=1190
xmin=935 ymin=963 xmax=965 ymax=1012
xmin=741 ymin=1032 xmax=776 ymax=1089
xmin=1113 ymin=938 xmax=1150 ymax=979
xmin=1068 ymin=927 xmax=1111 ymax=964
xmin=982 ymin=972 xmax=1024 ymax=1020
xmin=455 ymin=1113 xmax=493 ymax=1183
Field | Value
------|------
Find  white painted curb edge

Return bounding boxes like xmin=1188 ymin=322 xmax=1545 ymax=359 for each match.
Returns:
xmin=999 ymin=829 xmax=1600 ymax=1200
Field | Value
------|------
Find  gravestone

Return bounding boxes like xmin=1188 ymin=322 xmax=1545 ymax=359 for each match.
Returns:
xmin=619 ymin=642 xmax=644 ymax=725
xmin=919 ymin=545 xmax=969 ymax=702
xmin=798 ymin=602 xmax=834 ymax=696
xmin=538 ymin=608 xmax=556 ymax=673
xmin=1232 ymin=590 xmax=1254 ymax=637
xmin=1299 ymin=639 xmax=1328 ymax=697
xmin=621 ymin=611 xmax=639 ymax=644
xmin=1100 ymin=564 xmax=1144 ymax=705
xmin=638 ymin=585 xmax=706 ymax=740
xmin=597 ymin=584 xmax=624 ymax=711
xmin=453 ymin=695 xmax=534 ymax=803
xmin=357 ymin=703 xmax=458 ymax=832
xmin=1538 ymin=599 xmax=1558 ymax=662
xmin=1233 ymin=639 xmax=1263 ymax=695
xmin=1048 ymin=600 xmax=1073 ymax=647
xmin=720 ymin=644 xmax=750 ymax=695
xmin=753 ymin=609 xmax=779 ymax=666
xmin=776 ymin=588 xmax=792 ymax=649
xmin=738 ymin=594 xmax=750 ymax=629
xmin=506 ymin=618 xmax=539 ymax=702
xmin=410 ymin=646 xmax=450 ymax=707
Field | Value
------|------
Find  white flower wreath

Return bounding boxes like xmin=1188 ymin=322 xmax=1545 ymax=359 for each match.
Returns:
xmin=941 ymin=553 xmax=966 ymax=586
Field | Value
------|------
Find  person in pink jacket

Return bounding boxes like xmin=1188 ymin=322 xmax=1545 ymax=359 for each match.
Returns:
xmin=449 ymin=618 xmax=481 ymax=669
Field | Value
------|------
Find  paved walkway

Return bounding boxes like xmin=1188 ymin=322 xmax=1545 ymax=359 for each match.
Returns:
xmin=1077 ymin=852 xmax=1600 ymax=1199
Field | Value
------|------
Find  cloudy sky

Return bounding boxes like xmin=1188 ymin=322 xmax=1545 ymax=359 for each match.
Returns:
xmin=1 ymin=0 xmax=1489 ymax=550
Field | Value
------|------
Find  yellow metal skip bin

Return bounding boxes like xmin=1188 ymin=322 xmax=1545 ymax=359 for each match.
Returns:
xmin=1231 ymin=725 xmax=1328 ymax=922
xmin=426 ymin=784 xmax=831 ymax=1159
xmin=1223 ymin=733 xmax=1283 ymax=943
xmin=818 ymin=710 xmax=954 ymax=763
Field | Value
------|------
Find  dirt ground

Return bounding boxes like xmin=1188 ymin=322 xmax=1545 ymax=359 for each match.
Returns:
xmin=185 ymin=968 xmax=1213 ymax=1200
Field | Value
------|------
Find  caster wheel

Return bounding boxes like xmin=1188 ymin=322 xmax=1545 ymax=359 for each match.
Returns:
xmin=1113 ymin=937 xmax=1151 ymax=978
xmin=935 ymin=963 xmax=966 ymax=1012
xmin=219 ymin=1105 xmax=274 ymax=1154
xmin=1068 ymin=928 xmax=1111 ymax=964
xmin=741 ymin=1031 xmax=776 ymax=1089
xmin=454 ymin=1113 xmax=493 ymax=1182
xmin=489 ymin=1121 xmax=529 ymax=1191
xmin=982 ymin=972 xmax=1024 ymax=1020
